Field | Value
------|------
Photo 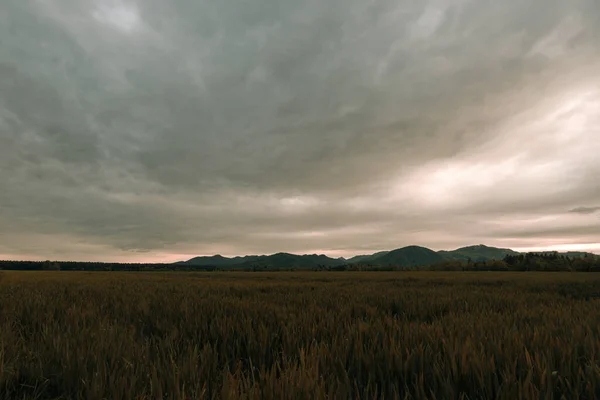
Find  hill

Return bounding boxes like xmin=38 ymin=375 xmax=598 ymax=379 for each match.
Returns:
xmin=180 ymin=245 xmax=598 ymax=270
xmin=237 ymin=253 xmax=345 ymax=270
xmin=366 ymin=246 xmax=446 ymax=268
xmin=439 ymin=244 xmax=519 ymax=262
xmin=346 ymin=251 xmax=389 ymax=264
xmin=182 ymin=253 xmax=344 ymax=269
xmin=180 ymin=254 xmax=260 ymax=267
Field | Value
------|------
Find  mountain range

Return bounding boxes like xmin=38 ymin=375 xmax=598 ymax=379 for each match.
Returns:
xmin=179 ymin=244 xmax=593 ymax=269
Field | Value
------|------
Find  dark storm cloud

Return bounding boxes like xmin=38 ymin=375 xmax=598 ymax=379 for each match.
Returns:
xmin=1 ymin=0 xmax=599 ymax=260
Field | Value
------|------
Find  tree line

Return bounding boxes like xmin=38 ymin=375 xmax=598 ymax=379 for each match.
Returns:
xmin=0 ymin=260 xmax=217 ymax=271
xmin=0 ymin=252 xmax=598 ymax=272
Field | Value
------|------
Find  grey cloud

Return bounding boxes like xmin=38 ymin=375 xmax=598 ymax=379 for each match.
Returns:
xmin=1 ymin=0 xmax=600 ymax=260
xmin=490 ymin=224 xmax=600 ymax=240
xmin=569 ymin=206 xmax=600 ymax=214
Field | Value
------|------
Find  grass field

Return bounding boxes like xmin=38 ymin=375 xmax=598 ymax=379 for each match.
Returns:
xmin=0 ymin=271 xmax=599 ymax=399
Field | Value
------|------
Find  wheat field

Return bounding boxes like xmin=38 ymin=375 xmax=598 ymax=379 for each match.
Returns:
xmin=0 ymin=271 xmax=599 ymax=399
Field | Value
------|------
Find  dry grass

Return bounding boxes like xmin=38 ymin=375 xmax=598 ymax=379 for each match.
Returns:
xmin=0 ymin=271 xmax=599 ymax=399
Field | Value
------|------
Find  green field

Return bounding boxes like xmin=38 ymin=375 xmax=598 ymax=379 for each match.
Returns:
xmin=0 ymin=271 xmax=599 ymax=399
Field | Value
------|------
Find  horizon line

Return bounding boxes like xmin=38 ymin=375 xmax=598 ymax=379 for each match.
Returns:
xmin=1 ymin=243 xmax=598 ymax=264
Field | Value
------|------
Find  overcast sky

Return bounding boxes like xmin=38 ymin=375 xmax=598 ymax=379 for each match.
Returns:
xmin=1 ymin=0 xmax=599 ymax=262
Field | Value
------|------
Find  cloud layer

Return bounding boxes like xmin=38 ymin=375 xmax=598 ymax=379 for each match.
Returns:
xmin=1 ymin=0 xmax=599 ymax=261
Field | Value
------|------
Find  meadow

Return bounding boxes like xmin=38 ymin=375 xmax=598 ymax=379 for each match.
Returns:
xmin=0 ymin=271 xmax=599 ymax=399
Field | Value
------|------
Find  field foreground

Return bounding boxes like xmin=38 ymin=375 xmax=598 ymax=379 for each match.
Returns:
xmin=0 ymin=271 xmax=599 ymax=399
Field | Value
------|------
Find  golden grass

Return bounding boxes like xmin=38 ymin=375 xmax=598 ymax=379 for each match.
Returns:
xmin=0 ymin=271 xmax=599 ymax=399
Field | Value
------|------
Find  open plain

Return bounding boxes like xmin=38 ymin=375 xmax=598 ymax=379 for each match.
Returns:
xmin=0 ymin=271 xmax=599 ymax=399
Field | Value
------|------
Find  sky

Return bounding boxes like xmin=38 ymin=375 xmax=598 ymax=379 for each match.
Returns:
xmin=1 ymin=0 xmax=599 ymax=262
